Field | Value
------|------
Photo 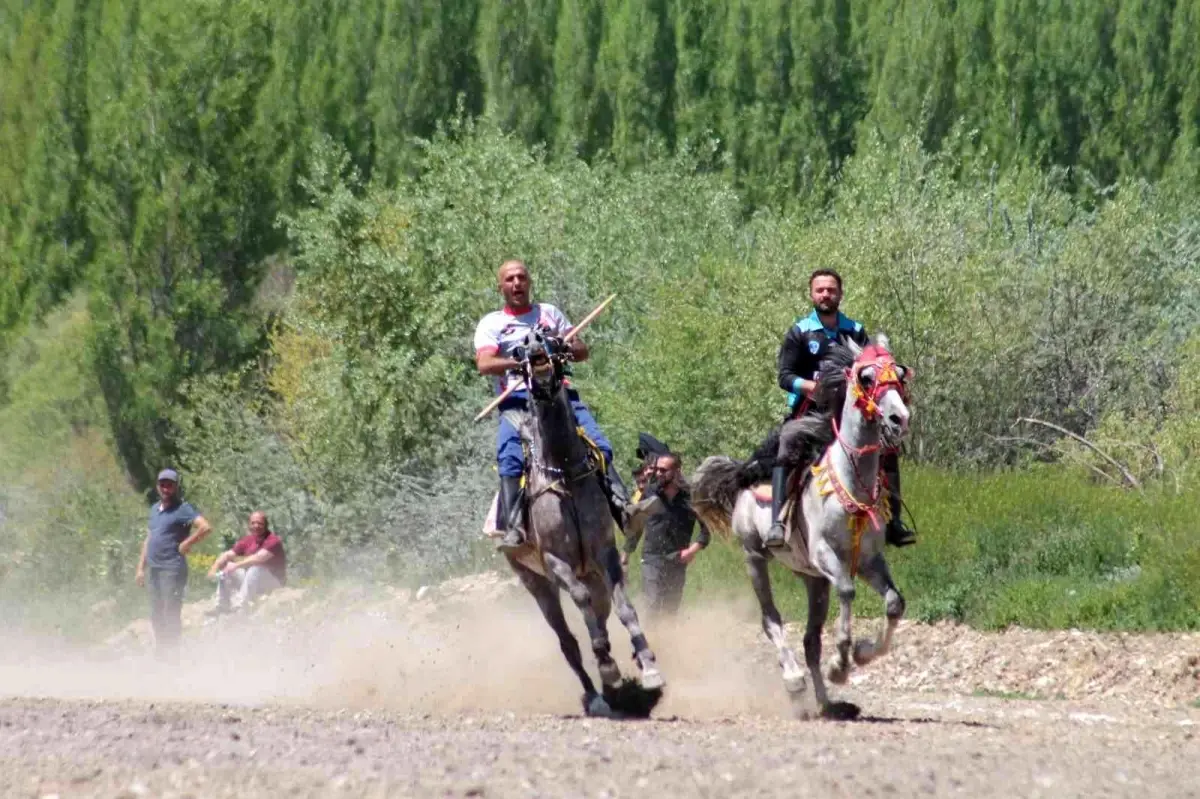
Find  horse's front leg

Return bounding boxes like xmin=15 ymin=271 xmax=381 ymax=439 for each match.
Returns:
xmin=582 ymin=569 xmax=623 ymax=687
xmin=512 ymin=563 xmax=606 ymax=716
xmin=744 ymin=546 xmax=806 ymax=696
xmin=543 ymin=553 xmax=618 ymax=688
xmin=811 ymin=536 xmax=855 ymax=685
xmin=852 ymin=551 xmax=906 ymax=667
xmin=608 ymin=575 xmax=665 ymax=690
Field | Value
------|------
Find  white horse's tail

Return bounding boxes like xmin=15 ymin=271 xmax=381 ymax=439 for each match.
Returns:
xmin=690 ymin=455 xmax=747 ymax=539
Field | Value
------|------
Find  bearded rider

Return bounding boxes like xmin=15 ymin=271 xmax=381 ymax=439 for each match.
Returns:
xmin=474 ymin=259 xmax=639 ymax=552
xmin=762 ymin=268 xmax=917 ymax=549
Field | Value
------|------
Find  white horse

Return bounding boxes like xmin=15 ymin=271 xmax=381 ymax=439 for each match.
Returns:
xmin=691 ymin=335 xmax=911 ymax=719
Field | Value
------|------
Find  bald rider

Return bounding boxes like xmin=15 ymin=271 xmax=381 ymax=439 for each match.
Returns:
xmin=474 ymin=260 xmax=639 ymax=552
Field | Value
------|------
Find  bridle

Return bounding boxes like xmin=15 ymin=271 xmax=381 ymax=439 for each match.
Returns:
xmin=813 ymin=345 xmax=911 ymax=574
xmin=514 ymin=330 xmax=595 ymax=491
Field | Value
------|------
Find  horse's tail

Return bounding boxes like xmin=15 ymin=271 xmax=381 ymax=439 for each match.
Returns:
xmin=690 ymin=455 xmax=745 ymax=538
xmin=691 ymin=427 xmax=783 ymax=538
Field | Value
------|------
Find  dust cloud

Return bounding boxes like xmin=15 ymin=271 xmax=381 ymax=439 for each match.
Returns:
xmin=0 ymin=580 xmax=792 ymax=720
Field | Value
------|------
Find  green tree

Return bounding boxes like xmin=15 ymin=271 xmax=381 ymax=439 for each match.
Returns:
xmin=476 ymin=0 xmax=557 ymax=143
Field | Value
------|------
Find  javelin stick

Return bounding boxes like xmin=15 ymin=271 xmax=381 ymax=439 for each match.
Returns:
xmin=472 ymin=293 xmax=618 ymax=423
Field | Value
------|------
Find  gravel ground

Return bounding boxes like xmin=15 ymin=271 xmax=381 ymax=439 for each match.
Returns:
xmin=2 ymin=572 xmax=1197 ymax=798
xmin=2 ymin=693 xmax=1196 ymax=798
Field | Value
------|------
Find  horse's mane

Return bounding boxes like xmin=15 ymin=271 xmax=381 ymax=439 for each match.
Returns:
xmin=737 ymin=343 xmax=857 ymax=486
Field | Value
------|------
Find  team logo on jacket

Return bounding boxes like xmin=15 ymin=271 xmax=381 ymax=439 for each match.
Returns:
xmin=808 ymin=340 xmax=821 ymax=355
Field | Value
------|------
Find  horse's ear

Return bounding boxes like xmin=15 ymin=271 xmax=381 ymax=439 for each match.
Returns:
xmin=873 ymin=332 xmax=890 ymax=351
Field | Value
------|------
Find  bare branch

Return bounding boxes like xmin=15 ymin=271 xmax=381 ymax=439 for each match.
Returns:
xmin=988 ymin=435 xmax=1124 ymax=486
xmin=1014 ymin=417 xmax=1142 ymax=490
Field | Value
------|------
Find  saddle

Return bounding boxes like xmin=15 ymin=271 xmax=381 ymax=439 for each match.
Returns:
xmin=480 ymin=409 xmax=607 ymax=538
xmin=750 ymin=465 xmax=814 ymax=556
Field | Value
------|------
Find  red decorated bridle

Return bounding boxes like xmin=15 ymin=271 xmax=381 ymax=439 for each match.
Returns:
xmin=816 ymin=345 xmax=912 ymax=572
xmin=831 ymin=344 xmax=911 ymax=458
xmin=849 ymin=344 xmax=910 ymax=422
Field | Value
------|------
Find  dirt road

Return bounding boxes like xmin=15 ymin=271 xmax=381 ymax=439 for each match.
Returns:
xmin=3 ymin=692 xmax=1197 ymax=798
xmin=2 ymin=574 xmax=1197 ymax=797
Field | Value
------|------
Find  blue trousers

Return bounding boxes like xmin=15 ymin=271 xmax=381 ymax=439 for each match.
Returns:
xmin=497 ymin=391 xmax=613 ymax=478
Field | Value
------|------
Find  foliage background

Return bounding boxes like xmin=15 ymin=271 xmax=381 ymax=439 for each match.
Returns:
xmin=2 ymin=0 xmax=1199 ymax=637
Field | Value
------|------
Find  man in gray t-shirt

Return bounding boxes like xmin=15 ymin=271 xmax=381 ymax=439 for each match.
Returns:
xmin=135 ymin=469 xmax=212 ymax=656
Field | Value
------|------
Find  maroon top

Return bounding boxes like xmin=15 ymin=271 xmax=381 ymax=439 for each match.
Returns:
xmin=233 ymin=532 xmax=287 ymax=586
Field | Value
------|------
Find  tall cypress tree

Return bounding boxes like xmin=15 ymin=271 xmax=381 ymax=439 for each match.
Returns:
xmin=1167 ymin=0 xmax=1200 ymax=181
xmin=1111 ymin=0 xmax=1178 ymax=182
xmin=551 ymin=0 xmax=604 ymax=157
xmin=593 ymin=0 xmax=677 ymax=166
xmin=476 ymin=0 xmax=558 ymax=144
xmin=370 ymin=0 xmax=483 ymax=180
xmin=671 ymin=0 xmax=725 ymax=164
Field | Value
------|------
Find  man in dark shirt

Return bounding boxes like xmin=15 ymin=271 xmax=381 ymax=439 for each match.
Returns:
xmin=621 ymin=453 xmax=710 ymax=616
xmin=764 ymin=269 xmax=916 ymax=550
xmin=134 ymin=469 xmax=212 ymax=656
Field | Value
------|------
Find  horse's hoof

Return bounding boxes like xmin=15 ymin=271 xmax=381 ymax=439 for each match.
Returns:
xmin=783 ymin=673 xmax=807 ymax=694
xmin=820 ymin=700 xmax=861 ymax=721
xmin=599 ymin=662 xmax=622 ymax=686
xmin=827 ymin=664 xmax=850 ymax=686
xmin=852 ymin=640 xmax=876 ymax=667
xmin=584 ymin=694 xmax=618 ymax=719
xmin=640 ymin=668 xmax=665 ymax=691
xmin=603 ymin=678 xmax=663 ymax=719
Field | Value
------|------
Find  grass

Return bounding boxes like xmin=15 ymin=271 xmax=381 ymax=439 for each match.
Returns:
xmin=672 ymin=464 xmax=1200 ymax=632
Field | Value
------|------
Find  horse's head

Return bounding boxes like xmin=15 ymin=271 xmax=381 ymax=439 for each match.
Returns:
xmin=514 ymin=327 xmax=570 ymax=403
xmin=845 ymin=334 xmax=912 ymax=445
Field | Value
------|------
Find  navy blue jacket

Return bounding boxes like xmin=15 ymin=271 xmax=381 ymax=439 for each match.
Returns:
xmin=777 ymin=310 xmax=870 ymax=410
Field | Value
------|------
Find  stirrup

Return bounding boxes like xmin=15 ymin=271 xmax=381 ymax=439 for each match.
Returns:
xmin=762 ymin=522 xmax=787 ymax=548
xmin=885 ymin=521 xmax=917 ymax=548
xmin=496 ymin=527 xmax=526 ymax=552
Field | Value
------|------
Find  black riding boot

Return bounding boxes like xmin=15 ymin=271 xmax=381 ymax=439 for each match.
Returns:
xmin=762 ymin=465 xmax=788 ymax=548
xmin=882 ymin=453 xmax=916 ymax=548
xmin=496 ymin=476 xmax=527 ymax=552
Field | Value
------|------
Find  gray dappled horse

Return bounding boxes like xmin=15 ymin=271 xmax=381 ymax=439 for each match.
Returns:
xmin=691 ymin=335 xmax=911 ymax=719
xmin=500 ymin=329 xmax=665 ymax=718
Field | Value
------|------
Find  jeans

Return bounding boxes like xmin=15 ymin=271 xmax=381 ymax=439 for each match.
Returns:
xmin=496 ymin=391 xmax=613 ymax=477
xmin=147 ymin=565 xmax=188 ymax=655
xmin=641 ymin=556 xmax=687 ymax=616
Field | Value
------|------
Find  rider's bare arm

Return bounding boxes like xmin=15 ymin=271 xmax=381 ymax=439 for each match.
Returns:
xmin=476 ymin=351 xmax=521 ymax=376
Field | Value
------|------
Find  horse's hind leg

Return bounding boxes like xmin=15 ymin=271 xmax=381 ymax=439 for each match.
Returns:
xmin=744 ymin=547 xmax=805 ymax=696
xmin=543 ymin=554 xmax=619 ymax=690
xmin=513 ymin=564 xmax=605 ymax=715
xmin=851 ymin=552 xmax=906 ymax=667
